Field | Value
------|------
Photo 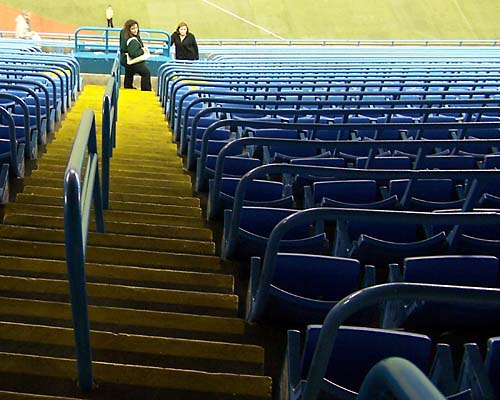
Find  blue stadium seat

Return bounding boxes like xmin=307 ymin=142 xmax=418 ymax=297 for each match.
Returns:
xmin=389 ymin=179 xmax=465 ymax=210
xmin=223 ymin=206 xmax=328 ymax=260
xmin=304 ymin=179 xmax=398 ymax=210
xmin=208 ymin=176 xmax=294 ymax=219
xmin=382 ymin=255 xmax=500 ymax=330
xmin=247 ymin=253 xmax=375 ymax=325
xmin=281 ymin=326 xmax=467 ymax=399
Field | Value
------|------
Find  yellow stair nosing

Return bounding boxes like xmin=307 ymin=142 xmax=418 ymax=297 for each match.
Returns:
xmin=0 ymin=322 xmax=264 ymax=364
xmin=3 ymin=214 xmax=213 ymax=241
xmin=0 ymin=390 xmax=78 ymax=400
xmin=0 ymin=238 xmax=221 ymax=270
xmin=0 ymin=255 xmax=233 ymax=291
xmin=0 ymin=297 xmax=245 ymax=335
xmin=0 ymin=225 xmax=215 ymax=255
xmin=4 ymin=205 xmax=207 ymax=228
xmin=0 ymin=352 xmax=272 ymax=398
xmin=15 ymin=193 xmax=202 ymax=209
xmin=0 ymin=274 xmax=237 ymax=310
xmin=23 ymin=176 xmax=193 ymax=189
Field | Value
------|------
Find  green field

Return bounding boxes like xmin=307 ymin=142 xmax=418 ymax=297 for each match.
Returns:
xmin=2 ymin=0 xmax=500 ymax=40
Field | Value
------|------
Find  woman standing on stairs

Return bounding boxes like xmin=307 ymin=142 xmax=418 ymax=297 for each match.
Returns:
xmin=120 ymin=19 xmax=152 ymax=91
xmin=170 ymin=22 xmax=199 ymax=61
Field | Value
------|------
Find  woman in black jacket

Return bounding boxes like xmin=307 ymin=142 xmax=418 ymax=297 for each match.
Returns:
xmin=170 ymin=22 xmax=199 ymax=61
xmin=120 ymin=19 xmax=152 ymax=91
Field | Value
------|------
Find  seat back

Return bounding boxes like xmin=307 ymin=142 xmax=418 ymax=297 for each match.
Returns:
xmin=301 ymin=326 xmax=432 ymax=393
xmin=313 ymin=179 xmax=377 ymax=204
xmin=486 ymin=337 xmax=500 ymax=399
xmin=404 ymin=255 xmax=499 ymax=287
xmin=273 ymin=253 xmax=360 ymax=300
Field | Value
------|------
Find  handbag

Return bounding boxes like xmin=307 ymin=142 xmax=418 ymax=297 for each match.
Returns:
xmin=126 ymin=37 xmax=151 ymax=65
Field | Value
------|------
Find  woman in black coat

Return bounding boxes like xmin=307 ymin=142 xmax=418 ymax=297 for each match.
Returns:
xmin=170 ymin=22 xmax=199 ymax=61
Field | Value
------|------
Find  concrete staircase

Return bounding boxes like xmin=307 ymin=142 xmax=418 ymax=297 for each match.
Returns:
xmin=0 ymin=85 xmax=272 ymax=399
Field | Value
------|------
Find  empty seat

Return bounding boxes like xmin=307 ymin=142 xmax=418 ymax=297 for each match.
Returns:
xmin=382 ymin=255 xmax=500 ymax=330
xmin=247 ymin=253 xmax=374 ymax=325
xmin=208 ymin=176 xmax=294 ymax=219
xmin=304 ymin=179 xmax=398 ymax=210
xmin=280 ymin=325 xmax=465 ymax=399
xmin=223 ymin=206 xmax=328 ymax=260
xmin=389 ymin=179 xmax=464 ymax=210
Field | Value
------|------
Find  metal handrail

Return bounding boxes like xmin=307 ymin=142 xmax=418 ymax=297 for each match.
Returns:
xmin=101 ymin=75 xmax=118 ymax=209
xmin=63 ymin=109 xmax=105 ymax=392
xmin=73 ymin=27 xmax=170 ymax=56
xmin=2 ymin=31 xmax=499 ymax=47
xmin=357 ymin=357 xmax=446 ymax=399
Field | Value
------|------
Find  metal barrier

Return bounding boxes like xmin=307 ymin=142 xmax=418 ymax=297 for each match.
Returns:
xmin=357 ymin=357 xmax=446 ymax=400
xmin=74 ymin=26 xmax=170 ymax=57
xmin=102 ymin=75 xmax=118 ymax=209
xmin=63 ymin=109 xmax=105 ymax=392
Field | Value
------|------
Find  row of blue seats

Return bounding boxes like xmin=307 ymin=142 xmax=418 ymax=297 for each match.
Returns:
xmin=181 ymin=103 xmax=500 ymax=172
xmin=208 ymin=152 xmax=500 ymax=219
xmin=244 ymin=206 xmax=500 ymax=399
xmin=158 ymin=56 xmax=500 ymax=102
xmin=160 ymin=50 xmax=500 ymax=399
xmin=174 ymin=94 xmax=500 ymax=161
xmin=167 ymin=79 xmax=500 ymax=130
xmin=0 ymin=44 xmax=81 ymax=203
xmin=161 ymin=61 xmax=500 ymax=114
xmin=195 ymin=123 xmax=500 ymax=192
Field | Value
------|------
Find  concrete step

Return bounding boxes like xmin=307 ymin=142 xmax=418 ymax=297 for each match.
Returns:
xmin=24 ymin=175 xmax=192 ymax=190
xmin=0 ymin=297 xmax=245 ymax=341
xmin=29 ymin=168 xmax=188 ymax=183
xmin=0 ymin=275 xmax=237 ymax=316
xmin=0 ymin=322 xmax=264 ymax=375
xmin=36 ymin=156 xmax=183 ymax=170
xmin=0 ymin=224 xmax=215 ymax=255
xmin=0 ymin=352 xmax=272 ymax=399
xmin=0 ymin=390 xmax=79 ymax=399
xmin=0 ymin=255 xmax=233 ymax=293
xmin=17 ymin=191 xmax=200 ymax=207
xmin=16 ymin=195 xmax=202 ymax=217
xmin=4 ymin=203 xmax=206 ymax=228
xmin=0 ymin=238 xmax=221 ymax=272
xmin=3 ymin=214 xmax=213 ymax=241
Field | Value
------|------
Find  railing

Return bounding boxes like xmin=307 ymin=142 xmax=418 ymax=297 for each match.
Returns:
xmin=2 ymin=30 xmax=499 ymax=47
xmin=102 ymin=73 xmax=118 ymax=209
xmin=196 ymin=38 xmax=500 ymax=47
xmin=63 ymin=109 xmax=105 ymax=392
xmin=357 ymin=357 xmax=446 ymax=400
xmin=73 ymin=27 xmax=170 ymax=57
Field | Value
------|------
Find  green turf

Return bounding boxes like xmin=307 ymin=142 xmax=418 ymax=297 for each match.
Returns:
xmin=1 ymin=0 xmax=500 ymax=39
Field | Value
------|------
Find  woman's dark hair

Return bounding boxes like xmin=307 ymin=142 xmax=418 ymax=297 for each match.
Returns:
xmin=124 ymin=19 xmax=139 ymax=39
xmin=176 ymin=22 xmax=189 ymax=33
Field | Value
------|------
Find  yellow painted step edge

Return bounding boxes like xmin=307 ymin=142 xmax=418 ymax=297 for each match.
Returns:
xmin=0 ymin=322 xmax=263 ymax=364
xmin=0 ymin=352 xmax=272 ymax=398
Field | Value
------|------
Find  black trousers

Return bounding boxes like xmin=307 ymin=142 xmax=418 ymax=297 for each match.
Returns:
xmin=124 ymin=62 xmax=152 ymax=91
xmin=107 ymin=18 xmax=113 ymax=28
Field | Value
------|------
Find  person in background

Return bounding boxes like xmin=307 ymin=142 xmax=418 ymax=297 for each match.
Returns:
xmin=170 ymin=22 xmax=199 ymax=60
xmin=105 ymin=5 xmax=114 ymax=28
xmin=120 ymin=19 xmax=152 ymax=91
xmin=15 ymin=10 xmax=40 ymax=40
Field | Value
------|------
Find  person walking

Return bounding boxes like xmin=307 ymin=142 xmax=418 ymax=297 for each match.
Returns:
xmin=105 ymin=5 xmax=114 ymax=28
xmin=170 ymin=22 xmax=199 ymax=60
xmin=120 ymin=19 xmax=152 ymax=91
